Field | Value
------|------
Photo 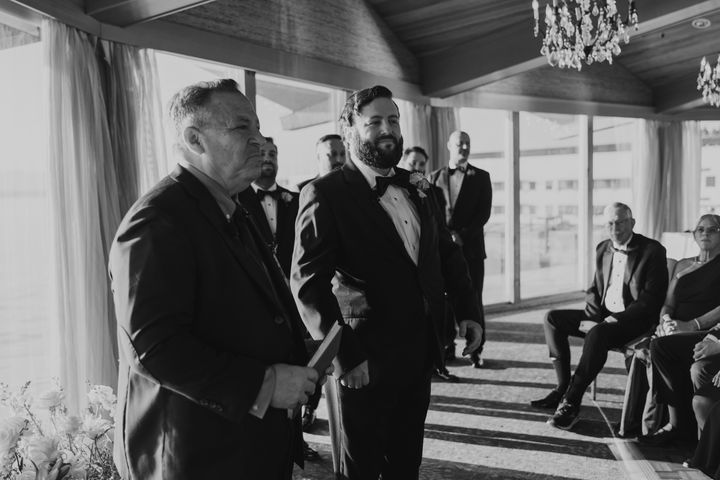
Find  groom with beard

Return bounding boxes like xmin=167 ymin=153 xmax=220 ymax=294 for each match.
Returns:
xmin=291 ymin=85 xmax=483 ymax=479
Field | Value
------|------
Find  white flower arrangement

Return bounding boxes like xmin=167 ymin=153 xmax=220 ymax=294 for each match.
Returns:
xmin=0 ymin=382 xmax=119 ymax=480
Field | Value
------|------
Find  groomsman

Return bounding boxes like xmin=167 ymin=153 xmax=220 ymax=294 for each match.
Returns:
xmin=292 ymin=85 xmax=483 ymax=479
xmin=297 ymin=134 xmax=347 ymax=192
xmin=236 ymin=138 xmax=298 ymax=278
xmin=429 ymin=131 xmax=492 ymax=367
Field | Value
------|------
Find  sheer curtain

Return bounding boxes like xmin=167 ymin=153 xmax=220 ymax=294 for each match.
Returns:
xmin=398 ymin=100 xmax=432 ymax=161
xmin=633 ymin=120 xmax=699 ymax=240
xmin=43 ymin=19 xmax=166 ymax=409
xmin=429 ymin=106 xmax=459 ymax=172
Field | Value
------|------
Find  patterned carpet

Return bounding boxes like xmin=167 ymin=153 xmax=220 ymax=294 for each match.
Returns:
xmin=293 ymin=303 xmax=711 ymax=480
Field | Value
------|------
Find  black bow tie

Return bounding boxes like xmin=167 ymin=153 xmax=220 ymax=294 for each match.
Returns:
xmin=256 ymin=189 xmax=280 ymax=201
xmin=610 ymin=245 xmax=629 ymax=255
xmin=375 ymin=175 xmax=409 ymax=197
xmin=448 ymin=165 xmax=467 ymax=175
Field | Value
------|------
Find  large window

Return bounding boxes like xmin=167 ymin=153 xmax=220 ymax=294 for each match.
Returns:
xmin=519 ymin=113 xmax=581 ymax=299
xmin=459 ymin=108 xmax=509 ymax=304
xmin=700 ymin=121 xmax=720 ymax=214
xmin=255 ymin=74 xmax=344 ymax=190
xmin=0 ymin=23 xmax=59 ymax=388
xmin=592 ymin=117 xmax=636 ymax=248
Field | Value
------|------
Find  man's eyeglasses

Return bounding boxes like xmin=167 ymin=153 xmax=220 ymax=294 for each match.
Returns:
xmin=694 ymin=226 xmax=720 ymax=235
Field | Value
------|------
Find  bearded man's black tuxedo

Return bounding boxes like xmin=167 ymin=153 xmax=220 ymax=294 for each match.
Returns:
xmin=291 ymin=160 xmax=481 ymax=478
xmin=236 ymin=185 xmax=299 ymax=278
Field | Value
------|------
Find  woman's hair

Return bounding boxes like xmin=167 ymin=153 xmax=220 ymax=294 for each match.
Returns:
xmin=694 ymin=214 xmax=720 ymax=231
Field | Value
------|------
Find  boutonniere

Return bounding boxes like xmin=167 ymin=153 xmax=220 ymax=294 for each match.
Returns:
xmin=280 ymin=192 xmax=294 ymax=203
xmin=465 ymin=168 xmax=475 ymax=177
xmin=409 ymin=172 xmax=430 ymax=199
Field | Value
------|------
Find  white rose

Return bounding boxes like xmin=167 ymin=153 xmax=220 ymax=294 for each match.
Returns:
xmin=82 ymin=415 xmax=112 ymax=440
xmin=26 ymin=436 xmax=60 ymax=465
xmin=87 ymin=386 xmax=116 ymax=413
xmin=0 ymin=416 xmax=27 ymax=458
xmin=35 ymin=390 xmax=65 ymax=410
xmin=57 ymin=415 xmax=82 ymax=435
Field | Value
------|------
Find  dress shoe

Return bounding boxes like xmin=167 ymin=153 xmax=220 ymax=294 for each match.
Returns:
xmin=638 ymin=426 xmax=681 ymax=446
xmin=471 ymin=354 xmax=484 ymax=368
xmin=302 ymin=441 xmax=320 ymax=461
xmin=547 ymin=400 xmax=580 ymax=431
xmin=301 ymin=406 xmax=316 ymax=433
xmin=530 ymin=390 xmax=562 ymax=409
xmin=434 ymin=367 xmax=460 ymax=383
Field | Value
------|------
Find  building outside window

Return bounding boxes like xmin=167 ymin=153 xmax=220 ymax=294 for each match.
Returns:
xmin=700 ymin=121 xmax=720 ymax=214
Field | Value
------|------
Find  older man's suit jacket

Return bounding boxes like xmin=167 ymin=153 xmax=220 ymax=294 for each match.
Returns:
xmin=291 ymin=161 xmax=481 ymax=380
xmin=236 ymin=185 xmax=299 ymax=278
xmin=109 ymin=165 xmax=308 ymax=480
xmin=429 ymin=164 xmax=492 ymax=260
xmin=584 ymin=233 xmax=668 ymax=327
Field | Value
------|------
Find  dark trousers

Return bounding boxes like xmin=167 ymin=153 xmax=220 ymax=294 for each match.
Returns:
xmin=466 ymin=254 xmax=486 ymax=358
xmin=692 ymin=400 xmax=720 ymax=479
xmin=544 ymin=309 xmax=649 ymax=405
xmin=333 ymin=371 xmax=432 ymax=480
xmin=650 ymin=332 xmax=720 ymax=434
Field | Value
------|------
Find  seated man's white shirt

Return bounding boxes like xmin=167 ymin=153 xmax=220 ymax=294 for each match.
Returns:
xmin=604 ymin=234 xmax=633 ymax=314
xmin=353 ymin=158 xmax=421 ymax=265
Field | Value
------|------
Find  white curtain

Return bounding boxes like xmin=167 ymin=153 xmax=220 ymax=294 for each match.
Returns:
xmin=398 ymin=99 xmax=432 ymax=160
xmin=681 ymin=121 xmax=702 ymax=230
xmin=429 ymin=106 xmax=460 ymax=172
xmin=43 ymin=19 xmax=166 ymax=409
xmin=632 ymin=119 xmax=700 ymax=240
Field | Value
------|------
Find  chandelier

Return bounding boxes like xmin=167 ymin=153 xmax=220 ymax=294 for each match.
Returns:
xmin=697 ymin=56 xmax=720 ymax=107
xmin=531 ymin=0 xmax=639 ymax=71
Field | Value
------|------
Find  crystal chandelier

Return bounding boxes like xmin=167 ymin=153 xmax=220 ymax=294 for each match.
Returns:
xmin=531 ymin=0 xmax=639 ymax=71
xmin=697 ymin=55 xmax=720 ymax=107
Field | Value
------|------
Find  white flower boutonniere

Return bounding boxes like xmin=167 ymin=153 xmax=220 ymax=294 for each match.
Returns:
xmin=280 ymin=192 xmax=294 ymax=203
xmin=465 ymin=168 xmax=475 ymax=177
xmin=409 ymin=172 xmax=430 ymax=199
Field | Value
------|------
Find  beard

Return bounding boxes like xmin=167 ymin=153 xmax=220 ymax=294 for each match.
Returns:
xmin=349 ymin=132 xmax=403 ymax=169
xmin=259 ymin=162 xmax=276 ymax=179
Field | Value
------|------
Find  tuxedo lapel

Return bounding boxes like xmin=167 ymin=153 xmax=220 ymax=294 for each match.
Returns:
xmin=341 ymin=163 xmax=415 ymax=265
xmin=174 ymin=169 xmax=278 ymax=308
xmin=435 ymin=167 xmax=451 ymax=218
xmin=600 ymin=244 xmax=613 ymax=296
xmin=406 ymin=177 xmax=432 ymax=267
xmin=237 ymin=189 xmax=274 ymax=245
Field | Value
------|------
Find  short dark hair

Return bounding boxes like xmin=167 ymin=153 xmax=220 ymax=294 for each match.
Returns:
xmin=316 ymin=134 xmax=342 ymax=145
xmin=403 ymin=146 xmax=428 ymax=159
xmin=340 ymin=85 xmax=397 ymax=129
xmin=169 ymin=78 xmax=243 ymax=135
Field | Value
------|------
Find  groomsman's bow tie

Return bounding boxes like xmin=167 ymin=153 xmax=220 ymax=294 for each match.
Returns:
xmin=448 ymin=165 xmax=467 ymax=175
xmin=375 ymin=175 xmax=409 ymax=197
xmin=610 ymin=245 xmax=629 ymax=255
xmin=256 ymin=189 xmax=280 ymax=201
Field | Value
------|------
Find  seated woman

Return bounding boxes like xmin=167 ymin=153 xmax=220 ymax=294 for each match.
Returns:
xmin=639 ymin=214 xmax=720 ymax=444
xmin=687 ymin=368 xmax=720 ymax=479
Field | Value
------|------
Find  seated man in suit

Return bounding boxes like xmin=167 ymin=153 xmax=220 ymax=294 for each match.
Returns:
xmin=400 ymin=146 xmax=458 ymax=383
xmin=531 ymin=202 xmax=668 ymax=430
xmin=235 ymin=138 xmax=320 ymax=459
xmin=429 ymin=131 xmax=492 ymax=368
xmin=109 ymin=79 xmax=323 ymax=480
xmin=297 ymin=134 xmax=346 ymax=191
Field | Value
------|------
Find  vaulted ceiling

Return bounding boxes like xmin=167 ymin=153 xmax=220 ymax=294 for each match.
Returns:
xmin=8 ymin=0 xmax=720 ymax=118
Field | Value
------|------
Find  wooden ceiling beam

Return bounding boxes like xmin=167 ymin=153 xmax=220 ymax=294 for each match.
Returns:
xmin=85 ymin=0 xmax=215 ymax=27
xmin=420 ymin=0 xmax=720 ymax=98
xmin=654 ymin=73 xmax=707 ymax=113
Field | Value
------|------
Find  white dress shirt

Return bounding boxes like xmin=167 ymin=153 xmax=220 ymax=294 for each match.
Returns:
xmin=604 ymin=234 xmax=633 ymax=314
xmin=448 ymin=166 xmax=466 ymax=211
xmin=353 ymin=158 xmax=421 ymax=265
xmin=251 ymin=182 xmax=278 ymax=236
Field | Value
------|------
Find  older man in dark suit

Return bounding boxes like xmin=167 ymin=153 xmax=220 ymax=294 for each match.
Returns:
xmin=429 ymin=131 xmax=492 ymax=367
xmin=531 ymin=202 xmax=668 ymax=430
xmin=109 ymin=79 xmax=323 ymax=480
xmin=291 ymin=85 xmax=483 ymax=479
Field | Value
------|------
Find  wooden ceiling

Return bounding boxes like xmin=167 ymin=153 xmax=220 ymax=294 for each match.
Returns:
xmin=7 ymin=0 xmax=720 ymax=117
